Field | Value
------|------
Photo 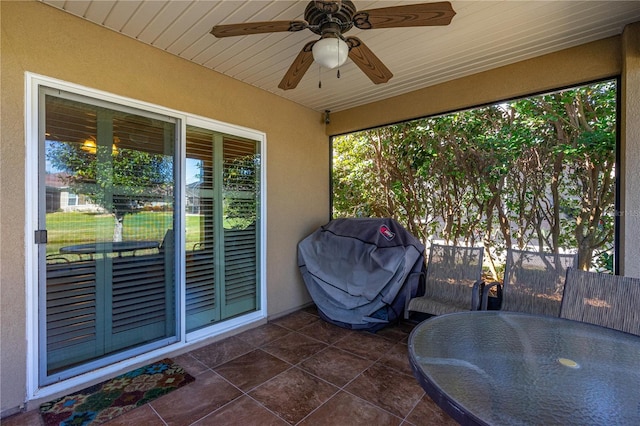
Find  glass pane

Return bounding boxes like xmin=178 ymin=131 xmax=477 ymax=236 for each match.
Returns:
xmin=185 ymin=126 xmax=218 ymax=331
xmin=222 ymin=138 xmax=260 ymax=318
xmin=43 ymin=94 xmax=176 ymax=375
xmin=185 ymin=127 xmax=260 ymax=331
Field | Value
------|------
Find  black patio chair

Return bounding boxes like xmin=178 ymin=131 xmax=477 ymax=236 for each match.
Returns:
xmin=405 ymin=243 xmax=484 ymax=318
xmin=481 ymin=249 xmax=576 ymax=317
xmin=561 ymin=268 xmax=640 ymax=336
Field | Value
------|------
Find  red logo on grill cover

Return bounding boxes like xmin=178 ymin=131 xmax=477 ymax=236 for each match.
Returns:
xmin=379 ymin=225 xmax=395 ymax=241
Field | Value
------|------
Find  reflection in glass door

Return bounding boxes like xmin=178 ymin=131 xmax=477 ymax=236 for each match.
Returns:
xmin=40 ymin=90 xmax=177 ymax=382
xmin=185 ymin=126 xmax=260 ymax=332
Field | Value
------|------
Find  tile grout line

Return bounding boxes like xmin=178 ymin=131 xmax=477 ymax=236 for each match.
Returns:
xmin=183 ymin=368 xmax=247 ymax=426
xmin=192 ymin=314 xmax=421 ymax=425
xmin=244 ymin=392 xmax=294 ymax=425
xmin=237 ymin=363 xmax=334 ymax=426
xmin=292 ymin=387 xmax=344 ymax=425
xmin=339 ymin=387 xmax=406 ymax=424
xmin=296 ymin=326 xmax=412 ymax=423
xmin=401 ymin=393 xmax=427 ymax=426
xmin=4 ymin=312 xmax=445 ymax=426
xmin=147 ymin=402 xmax=169 ymax=426
xmin=246 ymin=318 xmax=390 ymax=425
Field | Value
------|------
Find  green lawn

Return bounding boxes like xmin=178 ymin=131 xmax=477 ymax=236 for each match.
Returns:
xmin=45 ymin=211 xmax=202 ymax=255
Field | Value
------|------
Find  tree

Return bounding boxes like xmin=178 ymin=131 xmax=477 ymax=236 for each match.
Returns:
xmin=333 ymin=125 xmax=440 ymax=240
xmin=223 ymin=153 xmax=260 ymax=229
xmin=541 ymin=83 xmax=616 ymax=269
xmin=47 ymin=139 xmax=173 ymax=241
xmin=332 ymin=80 xmax=617 ymax=273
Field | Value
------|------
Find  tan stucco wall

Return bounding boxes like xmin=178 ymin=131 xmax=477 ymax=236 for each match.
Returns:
xmin=620 ymin=22 xmax=640 ymax=277
xmin=327 ymin=36 xmax=621 ymax=135
xmin=1 ymin=1 xmax=327 ymax=415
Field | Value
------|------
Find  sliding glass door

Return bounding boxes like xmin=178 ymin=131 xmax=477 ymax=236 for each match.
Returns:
xmin=39 ymin=90 xmax=178 ymax=382
xmin=35 ymin=82 xmax=262 ymax=386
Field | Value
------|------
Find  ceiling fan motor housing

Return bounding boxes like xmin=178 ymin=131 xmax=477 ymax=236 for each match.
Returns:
xmin=305 ymin=0 xmax=357 ymax=36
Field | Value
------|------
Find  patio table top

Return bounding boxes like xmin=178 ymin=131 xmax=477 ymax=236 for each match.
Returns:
xmin=408 ymin=311 xmax=640 ymax=425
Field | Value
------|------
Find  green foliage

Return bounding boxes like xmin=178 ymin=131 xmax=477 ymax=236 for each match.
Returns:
xmin=47 ymin=141 xmax=173 ymax=218
xmin=596 ymin=251 xmax=614 ymax=273
xmin=332 ymin=80 xmax=617 ymax=272
xmin=223 ymin=154 xmax=260 ymax=229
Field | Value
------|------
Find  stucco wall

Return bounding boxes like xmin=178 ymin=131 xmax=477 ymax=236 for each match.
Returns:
xmin=327 ymin=36 xmax=621 ymax=135
xmin=1 ymin=1 xmax=327 ymax=415
xmin=620 ymin=22 xmax=640 ymax=277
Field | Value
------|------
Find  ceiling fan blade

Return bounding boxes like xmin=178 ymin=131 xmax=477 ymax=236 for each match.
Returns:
xmin=346 ymin=37 xmax=392 ymax=85
xmin=278 ymin=41 xmax=316 ymax=90
xmin=353 ymin=1 xmax=455 ymax=29
xmin=211 ymin=20 xmax=308 ymax=38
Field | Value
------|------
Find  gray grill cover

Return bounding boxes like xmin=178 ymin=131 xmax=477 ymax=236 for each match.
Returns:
xmin=297 ymin=218 xmax=425 ymax=331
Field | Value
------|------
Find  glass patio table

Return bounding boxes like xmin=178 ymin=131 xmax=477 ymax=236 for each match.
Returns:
xmin=60 ymin=241 xmax=159 ymax=257
xmin=408 ymin=311 xmax=640 ymax=426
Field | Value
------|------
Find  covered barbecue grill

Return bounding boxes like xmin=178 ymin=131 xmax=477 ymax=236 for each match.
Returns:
xmin=297 ymin=218 xmax=425 ymax=332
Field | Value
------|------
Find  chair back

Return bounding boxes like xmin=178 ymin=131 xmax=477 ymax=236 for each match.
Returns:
xmin=423 ymin=244 xmax=484 ymax=306
xmin=501 ymin=249 xmax=576 ymax=316
xmin=561 ymin=268 xmax=640 ymax=336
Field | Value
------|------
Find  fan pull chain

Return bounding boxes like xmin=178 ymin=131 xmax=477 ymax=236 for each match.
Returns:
xmin=337 ymin=37 xmax=341 ymax=79
xmin=318 ymin=65 xmax=322 ymax=89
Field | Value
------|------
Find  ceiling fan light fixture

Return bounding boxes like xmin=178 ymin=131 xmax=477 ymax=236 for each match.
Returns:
xmin=312 ymin=37 xmax=348 ymax=69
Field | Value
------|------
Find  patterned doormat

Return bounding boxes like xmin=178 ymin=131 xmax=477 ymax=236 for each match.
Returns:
xmin=40 ymin=358 xmax=195 ymax=426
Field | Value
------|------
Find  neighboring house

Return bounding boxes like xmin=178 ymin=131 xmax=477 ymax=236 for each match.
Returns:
xmin=185 ymin=181 xmax=204 ymax=215
xmin=45 ymin=173 xmax=103 ymax=213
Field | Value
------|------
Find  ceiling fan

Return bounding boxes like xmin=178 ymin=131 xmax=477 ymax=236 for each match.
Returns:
xmin=210 ymin=1 xmax=456 ymax=90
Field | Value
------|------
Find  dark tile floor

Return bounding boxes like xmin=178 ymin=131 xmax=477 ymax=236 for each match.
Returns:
xmin=3 ymin=306 xmax=457 ymax=426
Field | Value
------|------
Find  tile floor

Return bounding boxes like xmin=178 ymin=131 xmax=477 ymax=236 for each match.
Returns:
xmin=3 ymin=306 xmax=457 ymax=426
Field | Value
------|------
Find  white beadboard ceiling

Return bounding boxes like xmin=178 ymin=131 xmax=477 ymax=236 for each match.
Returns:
xmin=41 ymin=0 xmax=640 ymax=113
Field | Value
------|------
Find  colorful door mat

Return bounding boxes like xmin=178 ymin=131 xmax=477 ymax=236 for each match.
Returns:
xmin=40 ymin=358 xmax=195 ymax=425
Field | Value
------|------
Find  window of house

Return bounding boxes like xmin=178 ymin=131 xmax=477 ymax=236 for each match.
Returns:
xmin=67 ymin=192 xmax=78 ymax=206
